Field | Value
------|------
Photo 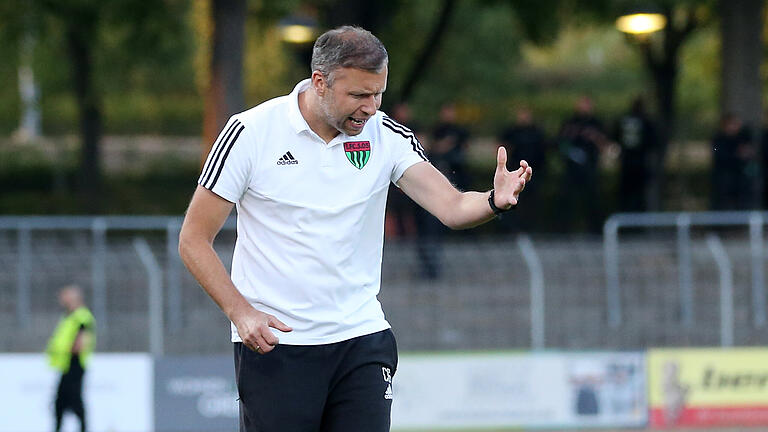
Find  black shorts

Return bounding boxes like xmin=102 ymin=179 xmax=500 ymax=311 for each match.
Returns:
xmin=234 ymin=328 xmax=398 ymax=432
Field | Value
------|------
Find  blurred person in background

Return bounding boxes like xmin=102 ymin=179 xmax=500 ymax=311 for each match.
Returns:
xmin=430 ymin=102 xmax=471 ymax=190
xmin=497 ymin=106 xmax=548 ymax=231
xmin=413 ymin=102 xmax=473 ymax=278
xmin=385 ymin=102 xmax=420 ymax=239
xmin=179 ymin=25 xmax=532 ymax=432
xmin=557 ymin=95 xmax=608 ymax=232
xmin=46 ymin=284 xmax=95 ymax=432
xmin=711 ymin=113 xmax=756 ymax=210
xmin=614 ymin=97 xmax=658 ymax=212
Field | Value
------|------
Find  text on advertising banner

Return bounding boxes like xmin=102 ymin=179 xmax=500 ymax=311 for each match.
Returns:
xmin=154 ymin=355 xmax=238 ymax=432
xmin=648 ymin=348 xmax=768 ymax=428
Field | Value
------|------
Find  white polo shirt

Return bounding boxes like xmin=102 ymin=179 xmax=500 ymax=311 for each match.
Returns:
xmin=198 ymin=79 xmax=428 ymax=345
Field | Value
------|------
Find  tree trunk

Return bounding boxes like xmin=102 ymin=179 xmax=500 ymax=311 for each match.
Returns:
xmin=720 ymin=0 xmax=764 ymax=207
xmin=720 ymin=0 xmax=764 ymax=128
xmin=640 ymin=7 xmax=698 ymax=212
xmin=397 ymin=0 xmax=457 ymax=104
xmin=66 ymin=25 xmax=102 ymax=211
xmin=202 ymin=0 xmax=246 ymax=164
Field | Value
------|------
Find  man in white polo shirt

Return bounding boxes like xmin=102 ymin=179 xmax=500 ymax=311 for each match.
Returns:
xmin=179 ymin=26 xmax=532 ymax=432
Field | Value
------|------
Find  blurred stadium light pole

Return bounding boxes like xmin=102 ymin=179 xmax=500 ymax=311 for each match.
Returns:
xmin=676 ymin=214 xmax=694 ymax=327
xmin=166 ymin=220 xmax=183 ymax=331
xmin=133 ymin=237 xmax=164 ymax=357
xmin=603 ymin=218 xmax=622 ymax=328
xmin=615 ymin=5 xmax=700 ymax=212
xmin=91 ymin=218 xmax=108 ymax=334
xmin=749 ymin=213 xmax=766 ymax=327
xmin=516 ymin=235 xmax=545 ymax=350
xmin=15 ymin=223 xmax=31 ymax=328
xmin=614 ymin=6 xmax=667 ymax=214
xmin=706 ymin=234 xmax=734 ymax=347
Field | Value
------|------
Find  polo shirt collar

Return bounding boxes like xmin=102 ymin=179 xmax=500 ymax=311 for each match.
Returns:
xmin=288 ymin=79 xmax=312 ymax=134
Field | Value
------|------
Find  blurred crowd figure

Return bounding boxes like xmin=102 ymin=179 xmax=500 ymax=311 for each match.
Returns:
xmin=377 ymin=93 xmax=768 ymax=281
xmin=385 ymin=102 xmax=420 ymax=238
xmin=384 ymin=95 xmax=768 ymax=249
xmin=497 ymin=107 xmax=547 ymax=232
xmin=614 ymin=98 xmax=658 ymax=213
xmin=556 ymin=96 xmax=609 ymax=233
xmin=416 ymin=102 xmax=472 ymax=279
xmin=430 ymin=103 xmax=471 ymax=191
xmin=710 ymin=113 xmax=757 ymax=210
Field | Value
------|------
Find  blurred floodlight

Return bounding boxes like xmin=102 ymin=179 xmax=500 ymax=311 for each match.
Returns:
xmin=615 ymin=13 xmax=667 ymax=35
xmin=278 ymin=16 xmax=318 ymax=44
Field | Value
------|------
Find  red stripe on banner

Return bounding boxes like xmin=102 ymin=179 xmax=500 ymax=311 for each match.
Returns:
xmin=650 ymin=406 xmax=768 ymax=428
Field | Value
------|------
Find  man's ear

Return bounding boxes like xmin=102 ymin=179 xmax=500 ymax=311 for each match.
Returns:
xmin=311 ymin=71 xmax=326 ymax=96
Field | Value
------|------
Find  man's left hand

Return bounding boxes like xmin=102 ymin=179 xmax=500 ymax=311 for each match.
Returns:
xmin=493 ymin=146 xmax=533 ymax=209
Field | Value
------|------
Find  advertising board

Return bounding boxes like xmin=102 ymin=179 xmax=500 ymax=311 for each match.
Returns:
xmin=391 ymin=351 xmax=646 ymax=429
xmin=0 ymin=353 xmax=152 ymax=432
xmin=648 ymin=348 xmax=768 ymax=428
xmin=154 ymin=355 xmax=238 ymax=432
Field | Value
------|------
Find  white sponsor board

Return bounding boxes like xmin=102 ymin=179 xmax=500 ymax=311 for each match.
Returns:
xmin=0 ymin=353 xmax=153 ymax=432
xmin=391 ymin=351 xmax=646 ymax=430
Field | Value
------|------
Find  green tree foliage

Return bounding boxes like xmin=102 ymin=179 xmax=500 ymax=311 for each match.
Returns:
xmin=0 ymin=0 xmax=192 ymax=210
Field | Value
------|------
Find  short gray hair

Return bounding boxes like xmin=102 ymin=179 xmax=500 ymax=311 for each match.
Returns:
xmin=311 ymin=26 xmax=388 ymax=85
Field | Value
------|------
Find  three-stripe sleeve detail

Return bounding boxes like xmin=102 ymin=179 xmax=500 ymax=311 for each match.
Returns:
xmin=200 ymin=120 xmax=245 ymax=189
xmin=382 ymin=116 xmax=428 ymax=161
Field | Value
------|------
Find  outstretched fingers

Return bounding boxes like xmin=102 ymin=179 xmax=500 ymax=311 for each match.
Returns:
xmin=496 ymin=146 xmax=508 ymax=173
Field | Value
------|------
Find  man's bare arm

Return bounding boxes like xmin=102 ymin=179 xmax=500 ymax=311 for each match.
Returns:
xmin=178 ymin=186 xmax=291 ymax=353
xmin=398 ymin=147 xmax=532 ymax=230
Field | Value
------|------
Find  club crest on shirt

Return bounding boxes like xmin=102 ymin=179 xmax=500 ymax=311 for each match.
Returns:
xmin=343 ymin=141 xmax=371 ymax=170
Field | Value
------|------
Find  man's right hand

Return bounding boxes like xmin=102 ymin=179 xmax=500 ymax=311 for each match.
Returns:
xmin=232 ymin=306 xmax=292 ymax=354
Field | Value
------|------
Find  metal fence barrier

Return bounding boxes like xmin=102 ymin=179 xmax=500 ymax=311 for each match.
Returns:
xmin=604 ymin=211 xmax=768 ymax=347
xmin=2 ymin=212 xmax=768 ymax=355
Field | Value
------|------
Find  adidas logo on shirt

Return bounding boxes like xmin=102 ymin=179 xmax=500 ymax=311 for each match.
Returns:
xmin=277 ymin=151 xmax=299 ymax=165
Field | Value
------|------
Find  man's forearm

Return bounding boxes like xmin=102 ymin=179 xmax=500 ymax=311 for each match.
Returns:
xmin=443 ymin=190 xmax=496 ymax=230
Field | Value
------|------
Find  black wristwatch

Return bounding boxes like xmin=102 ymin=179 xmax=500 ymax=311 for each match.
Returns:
xmin=488 ymin=189 xmax=516 ymax=219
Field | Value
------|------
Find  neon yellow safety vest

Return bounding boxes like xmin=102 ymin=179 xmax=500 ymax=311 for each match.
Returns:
xmin=45 ymin=306 xmax=96 ymax=373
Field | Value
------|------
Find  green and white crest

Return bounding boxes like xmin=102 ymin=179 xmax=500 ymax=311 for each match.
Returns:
xmin=343 ymin=141 xmax=372 ymax=170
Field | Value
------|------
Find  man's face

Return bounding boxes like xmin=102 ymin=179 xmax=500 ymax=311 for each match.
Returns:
xmin=576 ymin=97 xmax=593 ymax=115
xmin=59 ymin=288 xmax=75 ymax=311
xmin=317 ymin=66 xmax=387 ymax=136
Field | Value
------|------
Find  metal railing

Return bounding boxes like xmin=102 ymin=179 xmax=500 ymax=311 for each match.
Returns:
xmin=3 ymin=212 xmax=768 ymax=354
xmin=0 ymin=216 xmax=236 ymax=355
xmin=603 ymin=211 xmax=768 ymax=346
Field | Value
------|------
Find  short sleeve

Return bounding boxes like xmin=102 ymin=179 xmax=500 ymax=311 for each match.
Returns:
xmin=381 ymin=116 xmax=428 ymax=183
xmin=198 ymin=116 xmax=253 ymax=203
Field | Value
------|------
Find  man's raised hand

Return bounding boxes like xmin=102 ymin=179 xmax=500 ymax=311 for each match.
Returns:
xmin=492 ymin=146 xmax=533 ymax=209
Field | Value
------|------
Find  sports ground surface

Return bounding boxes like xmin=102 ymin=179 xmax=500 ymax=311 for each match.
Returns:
xmin=401 ymin=429 xmax=767 ymax=432
xmin=472 ymin=429 xmax=763 ymax=432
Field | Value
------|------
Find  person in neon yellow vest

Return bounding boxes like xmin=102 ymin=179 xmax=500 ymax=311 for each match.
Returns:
xmin=45 ymin=285 xmax=95 ymax=432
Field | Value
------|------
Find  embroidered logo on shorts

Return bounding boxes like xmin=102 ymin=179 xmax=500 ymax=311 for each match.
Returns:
xmin=382 ymin=366 xmax=393 ymax=400
xmin=343 ymin=141 xmax=371 ymax=170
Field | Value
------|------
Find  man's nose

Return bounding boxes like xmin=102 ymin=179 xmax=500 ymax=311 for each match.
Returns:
xmin=361 ymin=95 xmax=378 ymax=115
